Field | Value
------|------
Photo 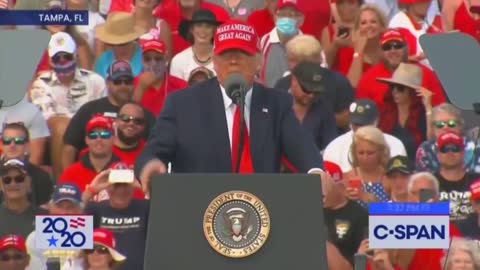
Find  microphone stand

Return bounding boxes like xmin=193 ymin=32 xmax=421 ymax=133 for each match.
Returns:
xmin=235 ymin=86 xmax=246 ymax=174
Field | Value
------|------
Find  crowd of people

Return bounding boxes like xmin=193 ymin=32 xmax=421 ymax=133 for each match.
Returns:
xmin=1 ymin=0 xmax=480 ymax=269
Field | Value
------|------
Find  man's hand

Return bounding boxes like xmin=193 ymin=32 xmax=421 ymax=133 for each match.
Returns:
xmin=137 ymin=71 xmax=157 ymax=89
xmin=139 ymin=159 xmax=167 ymax=196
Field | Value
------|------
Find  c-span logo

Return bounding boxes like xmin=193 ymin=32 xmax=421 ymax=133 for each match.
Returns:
xmin=35 ymin=215 xmax=93 ymax=250
xmin=203 ymin=191 xmax=270 ymax=258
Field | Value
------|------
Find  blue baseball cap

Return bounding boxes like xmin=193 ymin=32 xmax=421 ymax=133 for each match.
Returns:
xmin=52 ymin=183 xmax=82 ymax=205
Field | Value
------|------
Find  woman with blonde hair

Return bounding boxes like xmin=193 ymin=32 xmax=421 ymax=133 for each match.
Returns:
xmin=441 ymin=237 xmax=480 ymax=270
xmin=345 ymin=126 xmax=391 ymax=208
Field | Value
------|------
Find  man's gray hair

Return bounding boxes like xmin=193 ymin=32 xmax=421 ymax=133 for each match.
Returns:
xmin=407 ymin=172 xmax=440 ymax=195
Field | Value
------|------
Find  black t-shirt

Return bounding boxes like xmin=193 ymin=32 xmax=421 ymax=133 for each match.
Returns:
xmin=324 ymin=200 xmax=368 ymax=265
xmin=455 ymin=213 xmax=480 ymax=241
xmin=85 ymin=199 xmax=150 ymax=270
xmin=63 ymin=97 xmax=155 ymax=153
xmin=274 ymin=70 xmax=354 ymax=134
xmin=0 ymin=204 xmax=48 ymax=238
xmin=435 ymin=172 xmax=479 ymax=221
xmin=390 ymin=111 xmax=426 ymax=162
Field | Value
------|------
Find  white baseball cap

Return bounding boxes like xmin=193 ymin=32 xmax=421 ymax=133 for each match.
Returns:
xmin=48 ymin=32 xmax=77 ymax=58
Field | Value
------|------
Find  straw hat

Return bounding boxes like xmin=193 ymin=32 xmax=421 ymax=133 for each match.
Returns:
xmin=376 ymin=63 xmax=423 ymax=89
xmin=95 ymin=12 xmax=146 ymax=45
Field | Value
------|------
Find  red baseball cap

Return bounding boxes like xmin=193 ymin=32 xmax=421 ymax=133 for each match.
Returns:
xmin=277 ymin=0 xmax=302 ymax=12
xmin=213 ymin=20 xmax=259 ymax=56
xmin=470 ymin=179 xmax=480 ymax=200
xmin=380 ymin=28 xmax=405 ymax=45
xmin=86 ymin=115 xmax=113 ymax=133
xmin=93 ymin=228 xmax=126 ymax=262
xmin=141 ymin=39 xmax=166 ymax=55
xmin=323 ymin=161 xmax=343 ymax=183
xmin=436 ymin=131 xmax=464 ymax=149
xmin=0 ymin=235 xmax=26 ymax=253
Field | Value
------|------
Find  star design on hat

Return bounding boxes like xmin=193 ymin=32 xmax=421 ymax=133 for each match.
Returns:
xmin=47 ymin=235 xmax=58 ymax=247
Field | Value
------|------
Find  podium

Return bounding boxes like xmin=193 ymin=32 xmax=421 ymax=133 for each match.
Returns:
xmin=144 ymin=174 xmax=328 ymax=270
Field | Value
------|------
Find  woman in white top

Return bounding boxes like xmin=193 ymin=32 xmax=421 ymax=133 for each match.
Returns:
xmin=389 ymin=0 xmax=443 ymax=68
xmin=169 ymin=9 xmax=219 ymax=81
xmin=67 ymin=0 xmax=106 ymax=58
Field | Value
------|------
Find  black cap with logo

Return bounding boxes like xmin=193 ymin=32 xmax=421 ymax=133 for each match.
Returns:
xmin=349 ymin=99 xmax=378 ymax=126
xmin=386 ymin=155 xmax=414 ymax=175
xmin=291 ymin=61 xmax=325 ymax=93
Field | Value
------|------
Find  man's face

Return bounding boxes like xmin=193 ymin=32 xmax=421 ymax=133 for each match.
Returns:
xmin=142 ymin=50 xmax=167 ymax=72
xmin=115 ymin=104 xmax=146 ymax=145
xmin=85 ymin=128 xmax=113 ymax=158
xmin=213 ymin=50 xmax=258 ymax=88
xmin=0 ymin=169 xmax=30 ymax=201
xmin=107 ymin=183 xmax=134 ymax=208
xmin=1 ymin=129 xmax=28 ymax=160
xmin=387 ymin=172 xmax=410 ymax=199
xmin=49 ymin=200 xmax=82 ymax=215
xmin=381 ymin=41 xmax=406 ymax=69
xmin=107 ymin=75 xmax=134 ymax=105
xmin=408 ymin=177 xmax=437 ymax=203
xmin=275 ymin=6 xmax=304 ymax=27
xmin=290 ymin=76 xmax=317 ymax=106
xmin=0 ymin=248 xmax=29 ymax=270
xmin=437 ymin=143 xmax=464 ymax=170
xmin=432 ymin=111 xmax=461 ymax=138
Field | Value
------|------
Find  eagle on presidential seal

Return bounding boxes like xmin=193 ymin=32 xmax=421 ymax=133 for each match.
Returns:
xmin=222 ymin=207 xmax=253 ymax=242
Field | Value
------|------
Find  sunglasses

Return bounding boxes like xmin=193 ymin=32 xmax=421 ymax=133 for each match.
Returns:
xmin=85 ymin=245 xmax=110 ymax=255
xmin=112 ymin=78 xmax=133 ymax=86
xmin=434 ymin=120 xmax=457 ymax=129
xmin=2 ymin=137 xmax=26 ymax=145
xmin=143 ymin=55 xmax=165 ymax=62
xmin=382 ymin=42 xmax=405 ymax=51
xmin=52 ymin=53 xmax=74 ymax=63
xmin=0 ymin=253 xmax=25 ymax=261
xmin=2 ymin=175 xmax=26 ymax=185
xmin=439 ymin=145 xmax=462 ymax=153
xmin=87 ymin=131 xmax=112 ymax=140
xmin=119 ymin=114 xmax=145 ymax=125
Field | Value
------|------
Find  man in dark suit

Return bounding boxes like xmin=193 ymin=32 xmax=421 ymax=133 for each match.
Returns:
xmin=134 ymin=19 xmax=324 ymax=192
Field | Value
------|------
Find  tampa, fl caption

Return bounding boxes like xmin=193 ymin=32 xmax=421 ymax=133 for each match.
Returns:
xmin=0 ymin=10 xmax=89 ymax=25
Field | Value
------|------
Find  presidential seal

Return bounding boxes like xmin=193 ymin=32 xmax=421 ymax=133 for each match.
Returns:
xmin=203 ymin=191 xmax=270 ymax=258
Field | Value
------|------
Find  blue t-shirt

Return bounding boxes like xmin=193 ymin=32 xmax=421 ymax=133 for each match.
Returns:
xmin=94 ymin=45 xmax=143 ymax=79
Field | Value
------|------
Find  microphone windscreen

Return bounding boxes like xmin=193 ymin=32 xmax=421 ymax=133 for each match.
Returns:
xmin=224 ymin=73 xmax=248 ymax=100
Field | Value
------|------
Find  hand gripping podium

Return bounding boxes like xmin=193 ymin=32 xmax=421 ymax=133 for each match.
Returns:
xmin=144 ymin=174 xmax=328 ymax=270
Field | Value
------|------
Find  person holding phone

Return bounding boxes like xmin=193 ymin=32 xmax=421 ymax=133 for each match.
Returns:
xmin=345 ymin=126 xmax=391 ymax=208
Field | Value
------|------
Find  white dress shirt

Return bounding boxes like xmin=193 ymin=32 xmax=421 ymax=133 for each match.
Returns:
xmin=219 ymin=85 xmax=323 ymax=174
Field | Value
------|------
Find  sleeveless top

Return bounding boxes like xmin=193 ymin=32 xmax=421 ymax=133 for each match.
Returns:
xmin=453 ymin=1 xmax=480 ymax=43
xmin=327 ymin=25 xmax=373 ymax=76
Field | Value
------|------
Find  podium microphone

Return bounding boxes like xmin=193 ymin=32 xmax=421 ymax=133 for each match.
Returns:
xmin=224 ymin=73 xmax=248 ymax=173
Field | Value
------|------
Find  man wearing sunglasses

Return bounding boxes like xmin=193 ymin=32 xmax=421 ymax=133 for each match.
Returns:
xmin=433 ymin=131 xmax=480 ymax=221
xmin=59 ymin=116 xmax=122 ymax=196
xmin=289 ymin=61 xmax=337 ymax=152
xmin=0 ymin=235 xmax=30 ymax=270
xmin=29 ymin=32 xmax=106 ymax=178
xmin=356 ymin=28 xmax=446 ymax=113
xmin=61 ymin=60 xmax=156 ymax=173
xmin=0 ymin=159 xmax=48 ymax=239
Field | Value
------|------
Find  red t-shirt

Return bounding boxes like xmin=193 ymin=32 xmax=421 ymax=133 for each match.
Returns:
xmin=112 ymin=140 xmax=146 ymax=167
xmin=454 ymin=1 xmax=480 ymax=43
xmin=134 ymin=73 xmax=188 ymax=116
xmin=356 ymin=62 xmax=446 ymax=112
xmin=298 ymin=0 xmax=331 ymax=39
xmin=247 ymin=9 xmax=274 ymax=39
xmin=60 ymin=154 xmax=145 ymax=199
xmin=154 ymin=0 xmax=230 ymax=56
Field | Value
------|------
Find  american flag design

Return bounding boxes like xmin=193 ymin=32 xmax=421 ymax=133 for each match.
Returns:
xmin=70 ymin=217 xmax=86 ymax=229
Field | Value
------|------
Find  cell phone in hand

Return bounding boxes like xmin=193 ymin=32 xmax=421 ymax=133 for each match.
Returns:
xmin=419 ymin=188 xmax=435 ymax=202
xmin=337 ymin=26 xmax=350 ymax=37
xmin=349 ymin=179 xmax=362 ymax=189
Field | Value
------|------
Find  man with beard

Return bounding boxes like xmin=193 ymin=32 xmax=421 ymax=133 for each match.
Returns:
xmin=112 ymin=102 xmax=147 ymax=167
xmin=61 ymin=60 xmax=156 ymax=171
xmin=355 ymin=28 xmax=446 ymax=112
xmin=59 ymin=116 xmax=122 ymax=202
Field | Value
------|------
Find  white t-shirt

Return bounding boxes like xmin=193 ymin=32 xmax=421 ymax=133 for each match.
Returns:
xmin=323 ymin=130 xmax=407 ymax=172
xmin=0 ymin=96 xmax=50 ymax=139
xmin=169 ymin=47 xmax=216 ymax=81
xmin=75 ymin=11 xmax=105 ymax=50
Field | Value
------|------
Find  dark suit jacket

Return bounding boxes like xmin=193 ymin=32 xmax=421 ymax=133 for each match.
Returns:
xmin=134 ymin=78 xmax=323 ymax=175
